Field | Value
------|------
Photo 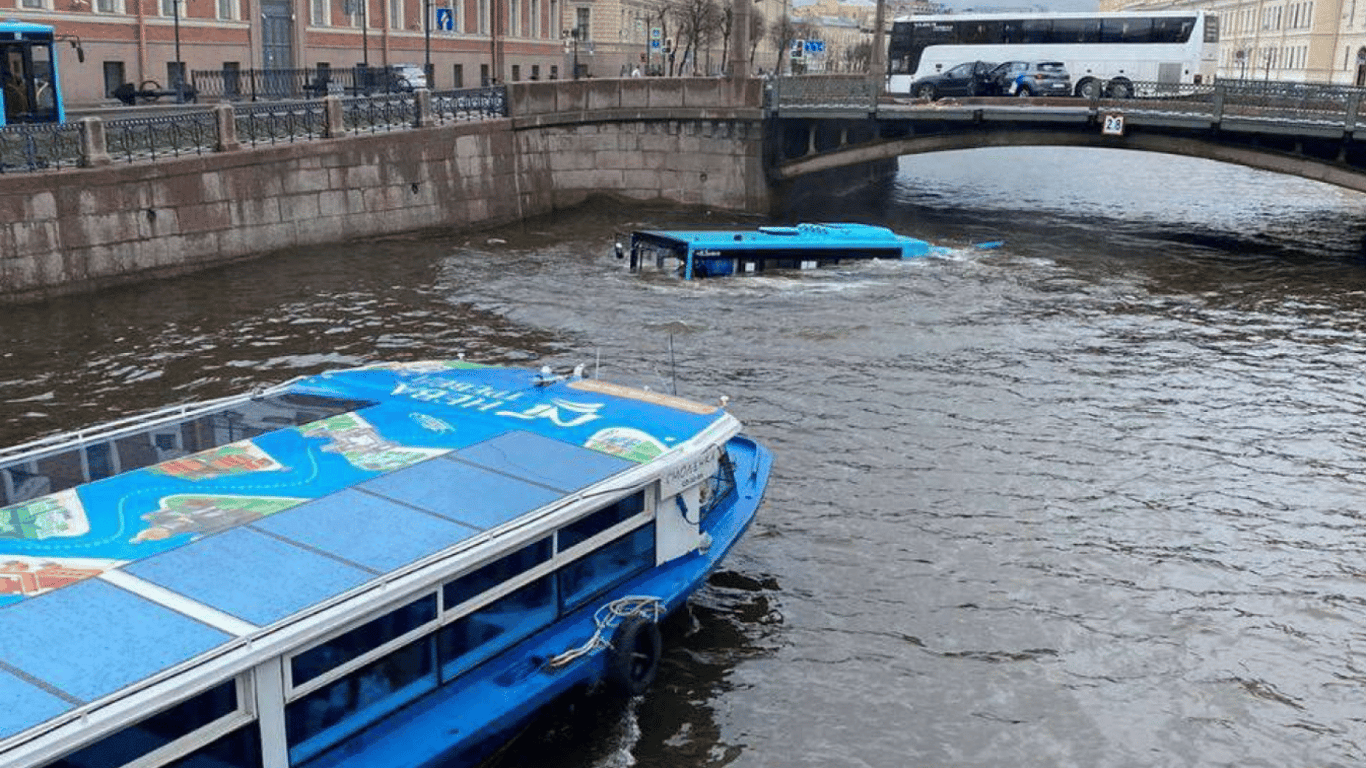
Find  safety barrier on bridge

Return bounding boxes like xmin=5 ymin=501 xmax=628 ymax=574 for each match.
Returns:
xmin=767 ymin=75 xmax=1366 ymax=131
xmin=0 ymin=86 xmax=507 ymax=173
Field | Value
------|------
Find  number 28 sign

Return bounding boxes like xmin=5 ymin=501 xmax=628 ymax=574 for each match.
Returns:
xmin=1102 ymin=113 xmax=1125 ymax=136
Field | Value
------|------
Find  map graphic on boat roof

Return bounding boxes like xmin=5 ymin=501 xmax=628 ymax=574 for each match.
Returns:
xmin=0 ymin=361 xmax=735 ymax=740
xmin=0 ymin=360 xmax=722 ymax=589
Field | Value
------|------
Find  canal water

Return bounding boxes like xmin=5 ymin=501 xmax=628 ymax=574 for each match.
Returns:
xmin=6 ymin=147 xmax=1366 ymax=767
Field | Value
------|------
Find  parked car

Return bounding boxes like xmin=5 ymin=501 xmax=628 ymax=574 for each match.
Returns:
xmin=909 ymin=60 xmax=996 ymax=100
xmin=389 ymin=63 xmax=429 ymax=91
xmin=988 ymin=61 xmax=1072 ymax=98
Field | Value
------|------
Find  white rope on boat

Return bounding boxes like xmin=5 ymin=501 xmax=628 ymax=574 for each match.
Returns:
xmin=547 ymin=595 xmax=665 ymax=669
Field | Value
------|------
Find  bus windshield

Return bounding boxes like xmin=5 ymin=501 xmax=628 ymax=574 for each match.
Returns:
xmin=887 ymin=11 xmax=1217 ymax=98
xmin=0 ymin=22 xmax=66 ymax=126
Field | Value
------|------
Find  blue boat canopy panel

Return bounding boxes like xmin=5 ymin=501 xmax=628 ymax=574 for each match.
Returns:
xmin=0 ymin=361 xmax=731 ymax=742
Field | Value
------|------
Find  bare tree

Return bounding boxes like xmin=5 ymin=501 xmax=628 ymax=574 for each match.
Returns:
xmin=671 ymin=0 xmax=724 ymax=75
xmin=768 ymin=15 xmax=795 ymax=76
xmin=748 ymin=9 xmax=767 ymax=72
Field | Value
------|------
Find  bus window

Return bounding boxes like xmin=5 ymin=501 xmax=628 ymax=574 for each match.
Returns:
xmin=2 ymin=47 xmax=28 ymax=123
xmin=1020 ymin=19 xmax=1051 ymax=44
xmin=0 ymin=22 xmax=68 ymax=125
xmin=1152 ymin=16 xmax=1194 ymax=43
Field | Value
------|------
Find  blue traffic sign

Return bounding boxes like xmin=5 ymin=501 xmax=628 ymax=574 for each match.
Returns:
xmin=435 ymin=7 xmax=453 ymax=30
xmin=805 ymin=40 xmax=825 ymax=53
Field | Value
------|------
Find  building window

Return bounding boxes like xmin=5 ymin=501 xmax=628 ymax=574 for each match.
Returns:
xmin=102 ymin=61 xmax=125 ymax=96
xmin=311 ymin=0 xmax=327 ymax=25
xmin=20 ymin=0 xmax=43 ymax=8
xmin=452 ymin=62 xmax=463 ymax=87
xmin=95 ymin=0 xmax=120 ymax=13
xmin=575 ymin=6 xmax=589 ymax=37
xmin=389 ymin=0 xmax=402 ymax=29
xmin=217 ymin=0 xmax=233 ymax=20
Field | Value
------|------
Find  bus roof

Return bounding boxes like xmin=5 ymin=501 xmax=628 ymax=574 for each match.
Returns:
xmin=893 ymin=10 xmax=1204 ymax=22
xmin=0 ymin=20 xmax=56 ymax=35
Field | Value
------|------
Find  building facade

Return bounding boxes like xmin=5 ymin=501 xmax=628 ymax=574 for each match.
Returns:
xmin=0 ymin=0 xmax=776 ymax=106
xmin=1101 ymin=0 xmax=1366 ymax=84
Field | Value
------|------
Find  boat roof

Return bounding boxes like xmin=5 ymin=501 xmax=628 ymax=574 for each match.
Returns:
xmin=632 ymin=222 xmax=929 ymax=251
xmin=0 ymin=360 xmax=734 ymax=744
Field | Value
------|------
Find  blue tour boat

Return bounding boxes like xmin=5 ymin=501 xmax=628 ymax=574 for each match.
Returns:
xmin=618 ymin=222 xmax=956 ymax=279
xmin=0 ymin=359 xmax=772 ymax=768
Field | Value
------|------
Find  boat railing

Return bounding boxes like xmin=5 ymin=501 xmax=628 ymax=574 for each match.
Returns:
xmin=0 ymin=379 xmax=299 ymax=467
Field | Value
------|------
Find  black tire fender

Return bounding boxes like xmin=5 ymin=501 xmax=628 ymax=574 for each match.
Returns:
xmin=607 ymin=615 xmax=662 ymax=696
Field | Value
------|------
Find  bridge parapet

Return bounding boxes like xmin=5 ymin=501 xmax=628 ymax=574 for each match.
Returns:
xmin=508 ymin=77 xmax=763 ymax=124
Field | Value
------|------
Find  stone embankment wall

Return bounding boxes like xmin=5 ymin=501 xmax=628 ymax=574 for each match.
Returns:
xmin=0 ymin=78 xmax=767 ymax=304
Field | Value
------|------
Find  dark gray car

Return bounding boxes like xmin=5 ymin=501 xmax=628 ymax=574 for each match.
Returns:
xmin=989 ymin=61 xmax=1072 ymax=98
xmin=909 ymin=60 xmax=997 ymax=100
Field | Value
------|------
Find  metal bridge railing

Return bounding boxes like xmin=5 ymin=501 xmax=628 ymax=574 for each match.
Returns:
xmin=0 ymin=121 xmax=84 ymax=173
xmin=0 ymin=85 xmax=508 ymax=174
xmin=761 ymin=74 xmax=1366 ymax=129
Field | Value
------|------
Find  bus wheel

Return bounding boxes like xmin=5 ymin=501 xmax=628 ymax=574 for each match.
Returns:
xmin=1106 ymin=79 xmax=1133 ymax=99
xmin=1076 ymin=78 xmax=1101 ymax=100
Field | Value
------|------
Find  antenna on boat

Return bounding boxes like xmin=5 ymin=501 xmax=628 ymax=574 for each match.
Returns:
xmin=668 ymin=334 xmax=678 ymax=396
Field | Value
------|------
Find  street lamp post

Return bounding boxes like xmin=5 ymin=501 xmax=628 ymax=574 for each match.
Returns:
xmin=172 ymin=0 xmax=184 ymax=102
xmin=424 ymin=0 xmax=431 ymax=76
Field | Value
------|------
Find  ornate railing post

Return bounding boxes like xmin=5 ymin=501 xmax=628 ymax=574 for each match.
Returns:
xmin=214 ymin=103 xmax=241 ymax=151
xmin=416 ymin=88 xmax=434 ymax=128
xmin=324 ymin=94 xmax=344 ymax=137
xmin=1346 ymin=90 xmax=1360 ymax=133
xmin=1212 ymin=84 xmax=1225 ymax=123
xmin=79 ymin=117 xmax=110 ymax=167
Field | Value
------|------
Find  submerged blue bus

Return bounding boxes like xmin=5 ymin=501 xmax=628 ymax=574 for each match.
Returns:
xmin=0 ymin=21 xmax=67 ymax=126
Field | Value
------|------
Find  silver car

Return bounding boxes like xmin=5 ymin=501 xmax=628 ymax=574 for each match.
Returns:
xmin=989 ymin=61 xmax=1072 ymax=98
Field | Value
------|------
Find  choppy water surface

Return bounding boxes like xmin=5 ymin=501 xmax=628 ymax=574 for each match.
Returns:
xmin=7 ymin=147 xmax=1366 ymax=767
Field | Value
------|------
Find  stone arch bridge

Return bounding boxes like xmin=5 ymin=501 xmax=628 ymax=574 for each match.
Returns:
xmin=767 ymin=76 xmax=1366 ymax=194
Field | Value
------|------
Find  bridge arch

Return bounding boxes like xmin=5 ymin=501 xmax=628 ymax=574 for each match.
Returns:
xmin=767 ymin=106 xmax=1366 ymax=195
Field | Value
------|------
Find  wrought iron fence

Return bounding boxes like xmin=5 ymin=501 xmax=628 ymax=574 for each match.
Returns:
xmin=105 ymin=111 xmax=219 ymax=163
xmin=341 ymin=94 xmax=419 ymax=133
xmin=771 ymin=74 xmax=878 ymax=110
xmin=234 ymin=100 xmax=328 ymax=147
xmin=0 ymin=85 xmax=507 ymax=174
xmin=0 ymin=121 xmax=84 ymax=173
xmin=431 ymin=88 xmax=507 ymax=123
xmin=191 ymin=66 xmax=426 ymax=101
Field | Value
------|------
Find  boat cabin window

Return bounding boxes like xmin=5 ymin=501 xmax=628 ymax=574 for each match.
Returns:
xmin=290 ymin=593 xmax=438 ymax=687
xmin=699 ymin=451 xmax=737 ymax=518
xmin=41 ymin=679 xmax=259 ymax=768
xmin=556 ymin=491 xmax=646 ymax=551
xmin=437 ymin=575 xmax=557 ymax=680
xmin=442 ymin=536 xmax=552 ymax=610
xmin=558 ymin=524 xmax=655 ymax=611
xmin=285 ymin=637 xmax=439 ymax=764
